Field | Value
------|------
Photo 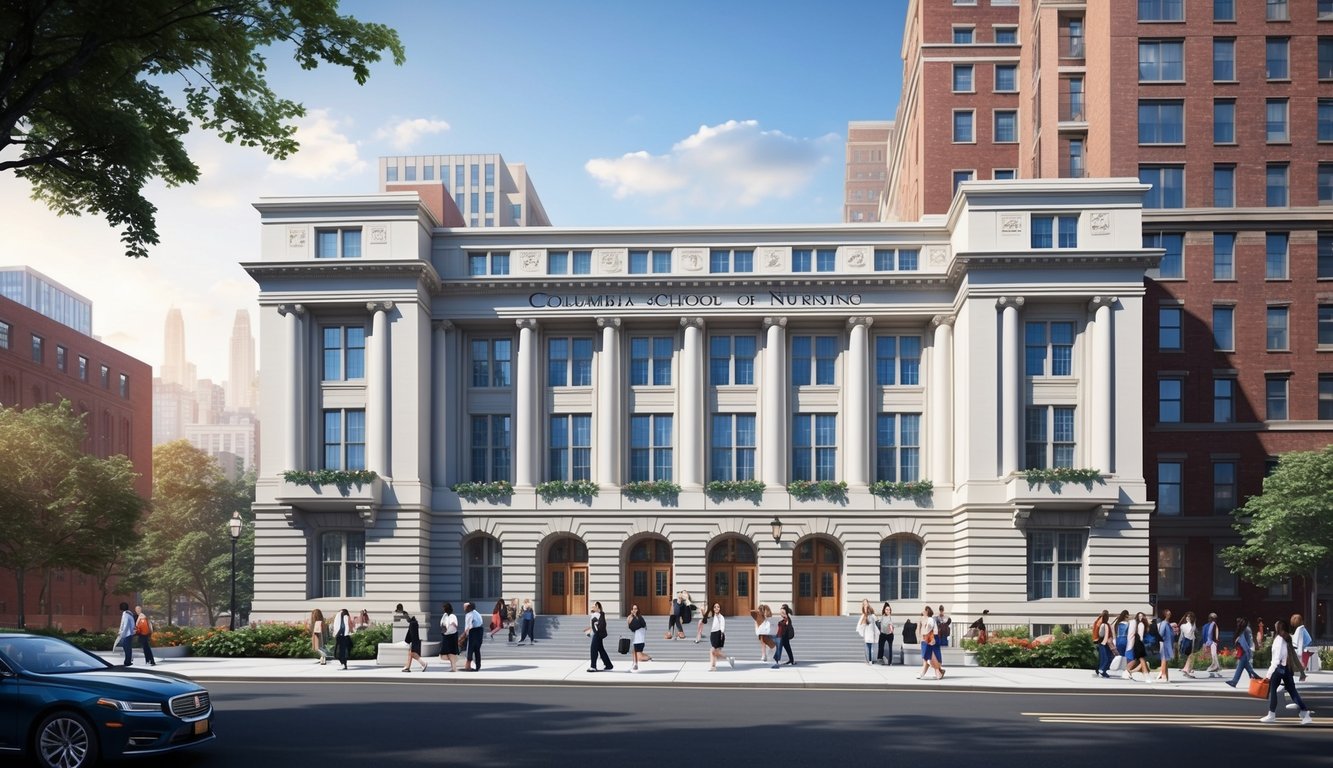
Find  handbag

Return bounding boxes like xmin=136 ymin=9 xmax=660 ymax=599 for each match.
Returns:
xmin=1247 ymin=676 xmax=1271 ymax=699
xmin=617 ymin=637 xmax=631 ymax=655
xmin=1108 ymin=654 xmax=1126 ymax=672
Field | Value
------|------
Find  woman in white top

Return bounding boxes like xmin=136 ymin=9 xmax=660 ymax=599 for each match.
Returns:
xmin=708 ymin=603 xmax=735 ymax=671
xmin=856 ymin=602 xmax=878 ymax=664
xmin=1259 ymin=619 xmax=1312 ymax=725
xmin=877 ymin=603 xmax=895 ymax=666
xmin=438 ymin=602 xmax=460 ymax=671
xmin=1291 ymin=613 xmax=1314 ymax=682
xmin=627 ymin=604 xmax=651 ymax=671
xmin=1178 ymin=611 xmax=1197 ymax=677
xmin=917 ymin=605 xmax=944 ymax=680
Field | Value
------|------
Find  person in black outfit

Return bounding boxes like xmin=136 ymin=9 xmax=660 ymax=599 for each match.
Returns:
xmin=400 ymin=614 xmax=427 ymax=672
xmin=585 ymin=601 xmax=613 ymax=672
xmin=902 ymin=616 xmax=918 ymax=646
xmin=776 ymin=604 xmax=796 ymax=666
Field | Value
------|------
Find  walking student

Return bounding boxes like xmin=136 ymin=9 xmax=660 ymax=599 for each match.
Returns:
xmin=774 ymin=604 xmax=796 ymax=667
xmin=116 ymin=602 xmax=136 ymax=667
xmin=917 ymin=605 xmax=944 ymax=680
xmin=936 ymin=605 xmax=952 ymax=649
xmin=586 ymin=601 xmax=613 ymax=672
xmin=401 ymin=613 xmax=427 ymax=672
xmin=708 ymin=603 xmax=735 ymax=671
xmin=1291 ymin=613 xmax=1313 ymax=682
xmin=1178 ymin=611 xmax=1197 ymax=677
xmin=1259 ymin=619 xmax=1313 ymax=725
xmin=752 ymin=604 xmax=776 ymax=663
xmin=134 ymin=606 xmax=156 ymax=666
xmin=666 ymin=593 xmax=684 ymax=640
xmin=332 ymin=608 xmax=353 ymax=669
xmin=1201 ymin=612 xmax=1222 ymax=678
xmin=1092 ymin=610 xmax=1111 ymax=678
xmin=627 ymin=604 xmax=652 ymax=671
xmin=1226 ymin=617 xmax=1258 ymax=688
xmin=857 ymin=602 xmax=878 ymax=664
xmin=519 ymin=598 xmax=536 ymax=645
xmin=309 ymin=608 xmax=329 ymax=665
xmin=1155 ymin=608 xmax=1175 ymax=682
xmin=463 ymin=601 xmax=484 ymax=671
xmin=877 ymin=603 xmax=896 ymax=666
xmin=439 ymin=602 xmax=460 ymax=671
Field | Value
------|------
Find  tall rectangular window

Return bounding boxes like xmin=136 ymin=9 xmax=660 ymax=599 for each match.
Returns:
xmin=403 ymin=165 xmax=415 ymax=182
xmin=1213 ymin=165 xmax=1235 ymax=208
xmin=994 ymin=110 xmax=1018 ymax=143
xmin=1321 ymin=100 xmax=1333 ymax=141
xmin=1266 ymin=38 xmax=1289 ymax=80
xmin=708 ymin=335 xmax=756 ymax=386
xmin=1319 ymin=164 xmax=1333 ymax=205
xmin=1213 ymin=38 xmax=1235 ymax=80
xmin=1139 ymin=100 xmax=1184 ymax=144
xmin=1028 ymin=531 xmax=1084 ymax=600
xmin=1213 ymin=306 xmax=1235 ymax=351
xmin=55 ymin=345 xmax=66 ymax=372
xmin=30 ymin=334 xmax=43 ymax=364
xmin=1139 ymin=40 xmax=1184 ymax=81
xmin=1213 ymin=100 xmax=1235 ymax=143
xmin=953 ymin=110 xmax=974 ymax=142
xmin=77 ymin=356 xmax=87 ymax=381
xmin=630 ymin=414 xmax=673 ymax=482
xmin=1157 ymin=545 xmax=1184 ymax=597
xmin=876 ymin=413 xmax=921 ymax=482
xmin=1214 ymin=378 xmax=1236 ymax=423
xmin=1215 ymin=0 xmax=1235 ymax=21
xmin=1213 ymin=462 xmax=1237 ymax=514
xmin=1157 ymin=461 xmax=1183 ymax=515
xmin=322 ymin=326 xmax=366 ymax=381
xmin=1266 ymin=0 xmax=1288 ymax=21
xmin=1266 ymin=233 xmax=1289 ymax=279
xmin=548 ymin=414 xmax=592 ymax=481
xmin=995 ymin=64 xmax=1018 ymax=92
xmin=1266 ymin=99 xmax=1289 ymax=142
xmin=1140 ymin=166 xmax=1184 ymax=208
xmin=792 ymin=248 xmax=812 ymax=272
xmin=0 ymin=321 xmax=8 ymax=350
xmin=710 ymin=413 xmax=756 ymax=482
xmin=1025 ymin=321 xmax=1075 ymax=376
xmin=1159 ymin=307 xmax=1182 ymax=350
xmin=99 ymin=364 xmax=109 ymax=389
xmin=1214 ymin=232 xmax=1236 ymax=279
xmin=1025 ymin=405 xmax=1075 ymax=469
xmin=792 ymin=413 xmax=837 ymax=481
xmin=1145 ymin=232 xmax=1184 ymax=278
xmin=629 ymin=336 xmax=673 ymax=386
xmin=546 ymin=337 xmax=594 ymax=387
xmin=1066 ymin=77 xmax=1084 ymax=121
xmin=1159 ymin=378 xmax=1183 ymax=423
xmin=118 ymin=374 xmax=128 ymax=398
xmin=874 ymin=335 xmax=922 ymax=386
xmin=1319 ymin=374 xmax=1333 ymax=419
xmin=792 ymin=335 xmax=837 ymax=386
xmin=1319 ymin=38 xmax=1333 ymax=79
xmin=816 ymin=248 xmax=836 ymax=272
xmin=953 ymin=64 xmax=974 ymax=92
xmin=1320 ymin=233 xmax=1333 ymax=278
xmin=469 ymin=414 xmax=512 ymax=482
xmin=1320 ymin=304 xmax=1333 ymax=346
xmin=1267 ymin=306 xmax=1289 ymax=350
xmin=322 ymin=409 xmax=366 ymax=470
xmin=1267 ymin=164 xmax=1288 ymax=207
xmin=320 ymin=531 xmax=365 ymax=599
xmin=1266 ymin=377 xmax=1289 ymax=421
xmin=469 ymin=338 xmax=512 ymax=387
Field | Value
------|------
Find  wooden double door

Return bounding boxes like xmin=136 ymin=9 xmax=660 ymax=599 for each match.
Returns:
xmin=625 ymin=538 xmax=673 ymax=615
xmin=793 ymin=538 xmax=842 ymax=616
xmin=544 ymin=537 xmax=588 ymax=615
xmin=707 ymin=537 xmax=756 ymax=618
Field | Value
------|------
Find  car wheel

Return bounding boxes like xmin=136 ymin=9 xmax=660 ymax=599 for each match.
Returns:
xmin=34 ymin=710 xmax=99 ymax=768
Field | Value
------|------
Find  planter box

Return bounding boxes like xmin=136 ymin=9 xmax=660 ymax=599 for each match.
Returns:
xmin=276 ymin=476 xmax=383 ymax=519
xmin=1004 ymin=474 xmax=1118 ymax=506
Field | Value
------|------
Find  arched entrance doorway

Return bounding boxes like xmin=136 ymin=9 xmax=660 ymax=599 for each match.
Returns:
xmin=707 ymin=537 xmax=756 ymax=617
xmin=625 ymin=538 xmax=673 ymax=615
xmin=793 ymin=537 xmax=841 ymax=616
xmin=544 ymin=536 xmax=588 ymax=615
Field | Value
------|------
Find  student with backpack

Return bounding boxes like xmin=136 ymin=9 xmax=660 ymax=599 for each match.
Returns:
xmin=1227 ymin=617 xmax=1258 ymax=688
xmin=1200 ymin=612 xmax=1222 ymax=678
xmin=1091 ymin=610 xmax=1111 ymax=678
xmin=134 ymin=606 xmax=156 ymax=666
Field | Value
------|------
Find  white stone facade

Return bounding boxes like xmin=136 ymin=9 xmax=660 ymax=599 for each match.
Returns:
xmin=246 ymin=179 xmax=1158 ymax=629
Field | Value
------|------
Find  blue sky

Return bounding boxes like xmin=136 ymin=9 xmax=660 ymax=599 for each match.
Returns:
xmin=0 ymin=1 xmax=907 ymax=380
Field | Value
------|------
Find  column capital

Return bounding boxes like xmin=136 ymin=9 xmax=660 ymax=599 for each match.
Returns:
xmin=432 ymin=320 xmax=454 ymax=333
xmin=763 ymin=316 xmax=788 ymax=329
xmin=277 ymin=303 xmax=305 ymax=316
xmin=596 ymin=317 xmax=621 ymax=329
xmin=931 ymin=314 xmax=956 ymax=328
xmin=1089 ymin=295 xmax=1118 ymax=310
xmin=366 ymin=301 xmax=395 ymax=313
xmin=516 ymin=318 xmax=538 ymax=331
xmin=680 ymin=317 xmax=704 ymax=330
xmin=997 ymin=296 xmax=1025 ymax=309
xmin=846 ymin=316 xmax=874 ymax=329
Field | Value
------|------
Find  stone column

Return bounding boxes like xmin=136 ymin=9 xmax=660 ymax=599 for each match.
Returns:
xmin=366 ymin=302 xmax=394 ymax=476
xmin=844 ymin=317 xmax=872 ymax=487
xmin=930 ymin=314 xmax=955 ymax=486
xmin=596 ymin=317 xmax=621 ymax=488
xmin=432 ymin=320 xmax=453 ymax=487
xmin=514 ymin=318 xmax=539 ymax=488
xmin=679 ymin=317 xmax=704 ymax=488
xmin=278 ymin=304 xmax=305 ymax=472
xmin=1090 ymin=296 xmax=1116 ymax=474
xmin=998 ymin=297 xmax=1024 ymax=476
xmin=762 ymin=317 xmax=788 ymax=487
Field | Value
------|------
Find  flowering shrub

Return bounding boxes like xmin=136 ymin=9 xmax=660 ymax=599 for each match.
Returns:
xmin=151 ymin=625 xmax=207 ymax=648
xmin=970 ymin=627 xmax=1097 ymax=669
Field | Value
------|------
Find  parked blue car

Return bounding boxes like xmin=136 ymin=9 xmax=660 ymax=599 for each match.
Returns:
xmin=0 ymin=633 xmax=214 ymax=768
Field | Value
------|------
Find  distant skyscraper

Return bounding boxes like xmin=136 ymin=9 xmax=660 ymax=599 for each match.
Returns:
xmin=379 ymin=154 xmax=551 ymax=228
xmin=161 ymin=308 xmax=188 ymax=387
xmin=227 ymin=310 xmax=256 ymax=411
xmin=843 ymin=121 xmax=893 ymax=222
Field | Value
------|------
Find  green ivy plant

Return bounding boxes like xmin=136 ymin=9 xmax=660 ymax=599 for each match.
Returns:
xmin=536 ymin=479 xmax=600 ymax=502
xmin=787 ymin=479 xmax=848 ymax=501
xmin=869 ymin=479 xmax=934 ymax=499
xmin=450 ymin=480 xmax=514 ymax=501
xmin=1020 ymin=467 xmax=1103 ymax=490
xmin=621 ymin=479 xmax=682 ymax=502
xmin=705 ymin=479 xmax=766 ymax=502
xmin=282 ymin=469 xmax=378 ymax=488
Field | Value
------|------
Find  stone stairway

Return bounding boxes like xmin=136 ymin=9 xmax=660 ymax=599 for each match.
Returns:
xmin=419 ymin=615 xmax=970 ymax=667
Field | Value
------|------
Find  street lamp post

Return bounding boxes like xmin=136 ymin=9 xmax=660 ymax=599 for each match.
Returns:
xmin=228 ymin=511 xmax=242 ymax=630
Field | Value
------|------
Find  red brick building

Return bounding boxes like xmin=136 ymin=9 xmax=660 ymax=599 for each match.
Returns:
xmin=877 ymin=0 xmax=1333 ymax=635
xmin=0 ymin=289 xmax=151 ymax=630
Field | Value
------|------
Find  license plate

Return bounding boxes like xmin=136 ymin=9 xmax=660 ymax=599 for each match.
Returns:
xmin=194 ymin=720 xmax=209 ymax=735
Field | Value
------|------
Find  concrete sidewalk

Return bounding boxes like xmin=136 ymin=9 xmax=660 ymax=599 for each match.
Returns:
xmin=96 ymin=651 xmax=1333 ymax=693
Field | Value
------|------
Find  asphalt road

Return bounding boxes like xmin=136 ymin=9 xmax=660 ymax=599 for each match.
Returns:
xmin=7 ymin=681 xmax=1330 ymax=767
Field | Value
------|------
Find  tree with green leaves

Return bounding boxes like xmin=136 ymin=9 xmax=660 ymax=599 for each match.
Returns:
xmin=1221 ymin=446 xmax=1333 ymax=622
xmin=134 ymin=441 xmax=253 ymax=626
xmin=0 ymin=402 xmax=144 ymax=628
xmin=0 ymin=0 xmax=405 ymax=257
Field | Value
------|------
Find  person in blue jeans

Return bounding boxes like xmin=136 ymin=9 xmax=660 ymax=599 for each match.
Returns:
xmin=1092 ymin=609 xmax=1112 ymax=678
xmin=1259 ymin=619 xmax=1313 ymax=725
xmin=1227 ymin=616 xmax=1258 ymax=688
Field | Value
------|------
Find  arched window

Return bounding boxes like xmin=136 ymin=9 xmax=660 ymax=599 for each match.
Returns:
xmin=708 ymin=537 xmax=756 ymax=563
xmin=880 ymin=536 xmax=922 ymax=601
xmin=628 ymin=539 xmax=672 ymax=563
xmin=547 ymin=537 xmax=588 ymax=563
xmin=466 ymin=536 xmax=503 ymax=600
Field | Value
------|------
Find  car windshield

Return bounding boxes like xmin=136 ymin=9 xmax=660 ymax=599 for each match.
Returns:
xmin=0 ymin=636 xmax=109 ymax=674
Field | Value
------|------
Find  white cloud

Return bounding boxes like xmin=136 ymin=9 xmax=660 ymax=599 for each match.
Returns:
xmin=266 ymin=109 xmax=367 ymax=179
xmin=585 ymin=120 xmax=838 ymax=210
xmin=375 ymin=117 xmax=451 ymax=151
